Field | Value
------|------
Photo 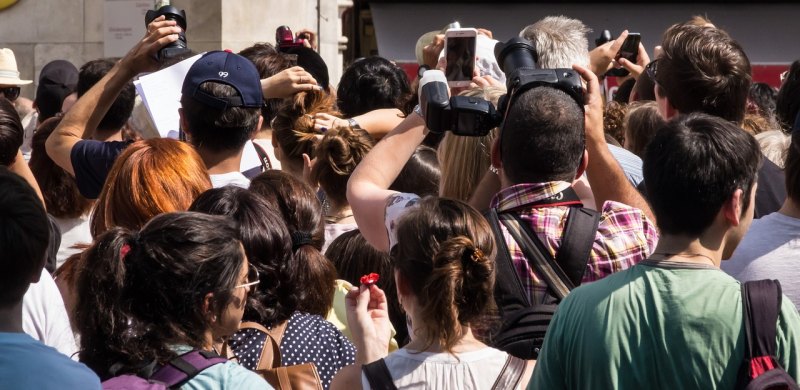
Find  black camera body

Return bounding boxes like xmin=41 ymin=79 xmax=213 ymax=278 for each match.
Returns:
xmin=145 ymin=5 xmax=190 ymax=61
xmin=421 ymin=36 xmax=584 ymax=137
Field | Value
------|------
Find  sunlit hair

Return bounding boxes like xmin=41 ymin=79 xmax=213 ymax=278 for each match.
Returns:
xmin=519 ymin=16 xmax=590 ymax=69
xmin=90 ymin=138 xmax=211 ymax=238
xmin=310 ymin=126 xmax=374 ymax=207
xmin=272 ymin=90 xmax=341 ymax=173
xmin=438 ymin=86 xmax=504 ymax=201
xmin=392 ymin=197 xmax=496 ymax=354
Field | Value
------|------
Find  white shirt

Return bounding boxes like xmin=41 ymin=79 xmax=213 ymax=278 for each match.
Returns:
xmin=53 ymin=215 xmax=92 ymax=270
xmin=323 ymin=222 xmax=358 ymax=254
xmin=210 ymin=171 xmax=251 ymax=189
xmin=361 ymin=347 xmax=519 ymax=390
xmin=22 ymin=269 xmax=79 ymax=359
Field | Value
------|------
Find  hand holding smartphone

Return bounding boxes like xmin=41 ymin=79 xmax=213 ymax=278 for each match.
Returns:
xmin=444 ymin=28 xmax=478 ymax=87
xmin=607 ymin=32 xmax=641 ymax=77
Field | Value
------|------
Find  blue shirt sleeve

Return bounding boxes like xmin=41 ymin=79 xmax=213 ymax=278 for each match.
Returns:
xmin=70 ymin=140 xmax=131 ymax=199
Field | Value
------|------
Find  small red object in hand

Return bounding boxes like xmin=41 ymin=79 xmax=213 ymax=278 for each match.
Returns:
xmin=360 ymin=273 xmax=380 ymax=286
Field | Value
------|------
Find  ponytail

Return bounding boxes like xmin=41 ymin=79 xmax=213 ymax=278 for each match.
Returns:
xmin=75 ymin=227 xmax=136 ymax=377
xmin=310 ymin=126 xmax=374 ymax=206
xmin=393 ymin=197 xmax=496 ymax=354
xmin=419 ymin=236 xmax=494 ymax=352
xmin=291 ymin=238 xmax=337 ymax=317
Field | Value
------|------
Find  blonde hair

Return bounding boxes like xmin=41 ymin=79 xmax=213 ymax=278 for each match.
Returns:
xmin=438 ymin=86 xmax=505 ymax=201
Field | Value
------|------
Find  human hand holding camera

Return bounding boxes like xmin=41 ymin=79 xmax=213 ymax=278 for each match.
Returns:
xmin=589 ymin=30 xmax=628 ymax=77
xmin=572 ymin=63 xmax=605 ymax=147
xmin=119 ymin=16 xmax=182 ymax=77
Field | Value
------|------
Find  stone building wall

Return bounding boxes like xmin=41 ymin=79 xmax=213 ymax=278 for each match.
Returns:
xmin=0 ymin=0 xmax=350 ymax=99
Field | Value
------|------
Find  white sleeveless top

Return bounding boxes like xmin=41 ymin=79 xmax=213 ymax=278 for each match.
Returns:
xmin=361 ymin=347 xmax=523 ymax=390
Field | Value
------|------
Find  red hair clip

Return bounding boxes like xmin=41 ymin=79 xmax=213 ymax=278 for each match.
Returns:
xmin=120 ymin=244 xmax=132 ymax=260
xmin=360 ymin=273 xmax=380 ymax=286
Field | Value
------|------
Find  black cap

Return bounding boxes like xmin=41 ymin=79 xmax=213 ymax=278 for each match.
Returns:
xmin=35 ymin=60 xmax=79 ymax=121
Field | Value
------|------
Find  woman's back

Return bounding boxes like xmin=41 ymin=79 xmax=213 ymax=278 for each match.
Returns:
xmin=363 ymin=347 xmax=523 ymax=390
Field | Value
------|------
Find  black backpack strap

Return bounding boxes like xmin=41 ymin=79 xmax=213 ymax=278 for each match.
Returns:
xmin=252 ymin=141 xmax=273 ymax=172
xmin=500 ymin=213 xmax=573 ymax=300
xmin=742 ymin=280 xmax=782 ymax=365
xmin=362 ymin=359 xmax=399 ymax=390
xmin=486 ymin=208 xmax=531 ymax=310
xmin=149 ymin=350 xmax=227 ymax=388
xmin=554 ymin=207 xmax=600 ymax=287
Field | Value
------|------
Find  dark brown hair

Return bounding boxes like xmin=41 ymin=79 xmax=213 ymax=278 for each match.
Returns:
xmin=657 ymin=24 xmax=751 ymax=123
xmin=29 ymin=117 xmax=93 ymax=218
xmin=604 ymin=101 xmax=627 ymax=146
xmin=623 ymin=101 xmax=664 ymax=158
xmin=239 ymin=43 xmax=293 ymax=125
xmin=272 ymin=90 xmax=340 ymax=171
xmin=75 ymin=212 xmax=244 ymax=379
xmin=325 ymin=229 xmax=407 ymax=344
xmin=310 ymin=126 xmax=374 ymax=207
xmin=0 ymin=97 xmax=23 ymax=166
xmin=181 ymin=82 xmax=261 ymax=152
xmin=391 ymin=197 xmax=495 ymax=353
xmin=189 ymin=186 xmax=296 ymax=327
xmin=249 ymin=170 xmax=336 ymax=317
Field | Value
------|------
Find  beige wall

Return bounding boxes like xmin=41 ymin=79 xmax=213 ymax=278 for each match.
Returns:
xmin=0 ymin=0 xmax=348 ymax=99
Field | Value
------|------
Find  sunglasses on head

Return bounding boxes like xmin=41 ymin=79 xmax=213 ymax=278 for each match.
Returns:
xmin=0 ymin=87 xmax=21 ymax=102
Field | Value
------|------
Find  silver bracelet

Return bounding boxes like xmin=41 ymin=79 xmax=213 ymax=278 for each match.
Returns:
xmin=413 ymin=104 xmax=423 ymax=119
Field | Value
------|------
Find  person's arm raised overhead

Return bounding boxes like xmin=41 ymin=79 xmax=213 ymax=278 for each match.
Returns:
xmin=313 ymin=109 xmax=405 ymax=141
xmin=572 ymin=63 xmax=655 ymax=222
xmin=347 ymin=111 xmax=426 ymax=252
xmin=46 ymin=16 xmax=181 ymax=176
xmin=260 ymin=66 xmax=321 ymax=98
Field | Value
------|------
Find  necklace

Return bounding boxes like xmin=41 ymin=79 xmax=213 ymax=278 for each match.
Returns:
xmin=651 ymin=252 xmax=716 ymax=266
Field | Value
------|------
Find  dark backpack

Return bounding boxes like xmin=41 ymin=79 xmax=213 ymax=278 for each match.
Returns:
xmin=101 ymin=350 xmax=227 ymax=390
xmin=486 ymin=202 xmax=600 ymax=360
xmin=735 ymin=280 xmax=800 ymax=390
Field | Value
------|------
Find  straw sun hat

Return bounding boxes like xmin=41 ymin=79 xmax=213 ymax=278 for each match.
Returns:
xmin=0 ymin=48 xmax=32 ymax=86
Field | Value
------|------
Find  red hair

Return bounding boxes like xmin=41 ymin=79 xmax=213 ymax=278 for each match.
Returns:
xmin=91 ymin=138 xmax=211 ymax=237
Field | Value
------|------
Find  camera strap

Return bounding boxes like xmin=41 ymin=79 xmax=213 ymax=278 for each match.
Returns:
xmin=493 ymin=186 xmax=600 ymax=302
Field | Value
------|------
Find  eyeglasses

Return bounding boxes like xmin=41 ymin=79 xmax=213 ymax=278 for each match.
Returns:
xmin=645 ymin=59 xmax=659 ymax=82
xmin=0 ymin=87 xmax=20 ymax=102
xmin=234 ymin=264 xmax=260 ymax=289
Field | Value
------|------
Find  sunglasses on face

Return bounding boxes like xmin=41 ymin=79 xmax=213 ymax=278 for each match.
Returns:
xmin=0 ymin=87 xmax=20 ymax=101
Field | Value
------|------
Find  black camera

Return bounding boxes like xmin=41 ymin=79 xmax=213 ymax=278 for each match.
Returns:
xmin=421 ymin=36 xmax=584 ymax=137
xmin=145 ymin=5 xmax=190 ymax=61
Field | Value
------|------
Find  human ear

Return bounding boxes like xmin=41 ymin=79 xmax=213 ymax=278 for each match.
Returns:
xmin=723 ymin=188 xmax=745 ymax=226
xmin=202 ymin=292 xmax=217 ymax=322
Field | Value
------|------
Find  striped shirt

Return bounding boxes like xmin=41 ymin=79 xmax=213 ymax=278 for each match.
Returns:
xmin=490 ymin=181 xmax=658 ymax=305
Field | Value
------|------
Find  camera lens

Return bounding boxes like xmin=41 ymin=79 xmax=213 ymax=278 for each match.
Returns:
xmin=495 ymin=37 xmax=538 ymax=77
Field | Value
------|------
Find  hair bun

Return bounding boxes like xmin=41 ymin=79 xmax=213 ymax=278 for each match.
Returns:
xmin=463 ymin=247 xmax=487 ymax=264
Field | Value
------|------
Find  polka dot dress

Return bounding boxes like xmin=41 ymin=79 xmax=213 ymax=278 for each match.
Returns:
xmin=229 ymin=312 xmax=356 ymax=390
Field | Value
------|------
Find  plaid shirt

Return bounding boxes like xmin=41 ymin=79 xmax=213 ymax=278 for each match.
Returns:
xmin=491 ymin=181 xmax=658 ymax=305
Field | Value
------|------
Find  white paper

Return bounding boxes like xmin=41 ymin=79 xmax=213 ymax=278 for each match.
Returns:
xmin=134 ymin=52 xmax=261 ymax=173
xmin=134 ymin=53 xmax=203 ymax=139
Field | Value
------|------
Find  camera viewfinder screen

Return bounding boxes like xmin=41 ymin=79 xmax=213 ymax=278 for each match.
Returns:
xmin=446 ymin=36 xmax=476 ymax=82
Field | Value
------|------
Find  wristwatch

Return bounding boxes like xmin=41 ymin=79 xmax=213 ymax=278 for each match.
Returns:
xmin=346 ymin=118 xmax=362 ymax=130
xmin=417 ymin=64 xmax=431 ymax=79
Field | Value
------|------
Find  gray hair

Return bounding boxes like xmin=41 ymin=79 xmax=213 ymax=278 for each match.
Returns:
xmin=755 ymin=130 xmax=790 ymax=169
xmin=519 ymin=16 xmax=591 ymax=69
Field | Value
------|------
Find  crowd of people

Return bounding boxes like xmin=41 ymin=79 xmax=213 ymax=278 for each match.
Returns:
xmin=1 ymin=11 xmax=800 ymax=390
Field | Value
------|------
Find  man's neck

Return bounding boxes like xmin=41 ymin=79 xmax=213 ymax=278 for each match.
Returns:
xmin=779 ymin=198 xmax=800 ymax=219
xmin=92 ymin=129 xmax=123 ymax=142
xmin=0 ymin=302 xmax=24 ymax=333
xmin=650 ymin=233 xmax=724 ymax=267
xmin=198 ymin=146 xmax=245 ymax=176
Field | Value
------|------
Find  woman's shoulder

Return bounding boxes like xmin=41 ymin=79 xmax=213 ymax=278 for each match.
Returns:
xmin=181 ymin=361 xmax=271 ymax=390
xmin=287 ymin=312 xmax=351 ymax=343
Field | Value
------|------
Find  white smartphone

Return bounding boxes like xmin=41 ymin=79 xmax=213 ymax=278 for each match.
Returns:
xmin=444 ymin=28 xmax=478 ymax=88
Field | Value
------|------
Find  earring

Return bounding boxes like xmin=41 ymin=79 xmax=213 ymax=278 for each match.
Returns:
xmin=211 ymin=315 xmax=218 ymax=322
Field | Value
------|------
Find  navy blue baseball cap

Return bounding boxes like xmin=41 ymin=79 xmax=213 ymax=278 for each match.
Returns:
xmin=181 ymin=50 xmax=263 ymax=109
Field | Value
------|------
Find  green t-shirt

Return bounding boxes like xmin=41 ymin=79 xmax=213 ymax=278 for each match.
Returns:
xmin=530 ymin=260 xmax=800 ymax=390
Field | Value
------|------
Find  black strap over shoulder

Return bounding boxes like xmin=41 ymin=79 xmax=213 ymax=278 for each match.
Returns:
xmin=487 ymin=208 xmax=531 ymax=311
xmin=362 ymin=359 xmax=398 ymax=390
xmin=555 ymin=207 xmax=601 ymax=287
xmin=742 ymin=280 xmax=782 ymax=360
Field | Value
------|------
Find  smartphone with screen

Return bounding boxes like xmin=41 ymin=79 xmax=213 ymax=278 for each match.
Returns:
xmin=607 ymin=33 xmax=641 ymax=77
xmin=444 ymin=28 xmax=478 ymax=87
